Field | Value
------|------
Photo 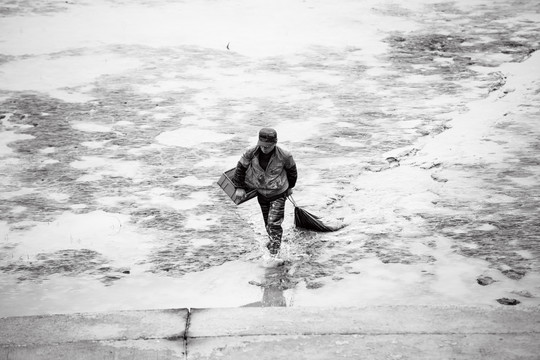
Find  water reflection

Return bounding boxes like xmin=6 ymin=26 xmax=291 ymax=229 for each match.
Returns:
xmin=243 ymin=261 xmax=293 ymax=307
xmin=261 ymin=285 xmax=287 ymax=307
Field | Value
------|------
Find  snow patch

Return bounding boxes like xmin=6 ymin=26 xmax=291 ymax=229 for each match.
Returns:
xmin=71 ymin=156 xmax=143 ymax=181
xmin=0 ymin=54 xmax=141 ymax=102
xmin=72 ymin=122 xmax=113 ymax=133
xmin=156 ymin=128 xmax=235 ymax=147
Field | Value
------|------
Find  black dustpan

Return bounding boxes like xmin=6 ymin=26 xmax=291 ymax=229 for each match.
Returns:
xmin=288 ymin=196 xmax=342 ymax=232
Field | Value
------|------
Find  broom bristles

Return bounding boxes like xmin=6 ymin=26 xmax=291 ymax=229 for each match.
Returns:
xmin=294 ymin=206 xmax=339 ymax=232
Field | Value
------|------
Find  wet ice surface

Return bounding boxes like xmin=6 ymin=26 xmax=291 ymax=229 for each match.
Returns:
xmin=1 ymin=0 xmax=540 ymax=316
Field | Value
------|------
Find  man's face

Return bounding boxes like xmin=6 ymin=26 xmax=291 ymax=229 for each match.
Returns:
xmin=260 ymin=143 xmax=276 ymax=154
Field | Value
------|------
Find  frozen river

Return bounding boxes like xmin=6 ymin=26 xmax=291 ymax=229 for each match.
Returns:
xmin=1 ymin=0 xmax=539 ymax=316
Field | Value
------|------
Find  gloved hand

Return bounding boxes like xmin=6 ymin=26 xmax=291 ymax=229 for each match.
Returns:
xmin=286 ymin=188 xmax=293 ymax=196
xmin=235 ymin=188 xmax=246 ymax=199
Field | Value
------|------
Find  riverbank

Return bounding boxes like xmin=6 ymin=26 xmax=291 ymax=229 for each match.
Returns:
xmin=2 ymin=305 xmax=539 ymax=359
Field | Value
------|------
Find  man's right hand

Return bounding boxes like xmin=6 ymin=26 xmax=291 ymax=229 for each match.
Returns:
xmin=235 ymin=189 xmax=246 ymax=199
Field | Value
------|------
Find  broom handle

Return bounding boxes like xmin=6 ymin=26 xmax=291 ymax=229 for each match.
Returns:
xmin=287 ymin=194 xmax=298 ymax=207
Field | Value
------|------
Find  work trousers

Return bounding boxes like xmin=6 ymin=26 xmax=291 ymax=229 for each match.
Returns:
xmin=257 ymin=194 xmax=286 ymax=244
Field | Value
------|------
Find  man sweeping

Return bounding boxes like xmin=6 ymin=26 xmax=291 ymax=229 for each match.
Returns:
xmin=232 ymin=128 xmax=298 ymax=255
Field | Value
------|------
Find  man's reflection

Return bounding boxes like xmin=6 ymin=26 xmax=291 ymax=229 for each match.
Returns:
xmin=243 ymin=261 xmax=293 ymax=307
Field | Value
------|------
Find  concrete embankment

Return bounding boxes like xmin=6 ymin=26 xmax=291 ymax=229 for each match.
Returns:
xmin=1 ymin=306 xmax=539 ymax=359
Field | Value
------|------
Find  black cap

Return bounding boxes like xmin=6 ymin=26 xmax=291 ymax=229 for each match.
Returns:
xmin=257 ymin=128 xmax=278 ymax=146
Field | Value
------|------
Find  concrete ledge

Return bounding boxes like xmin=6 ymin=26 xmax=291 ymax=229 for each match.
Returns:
xmin=188 ymin=334 xmax=539 ymax=360
xmin=0 ymin=339 xmax=185 ymax=360
xmin=188 ymin=305 xmax=540 ymax=337
xmin=1 ymin=306 xmax=539 ymax=359
xmin=0 ymin=308 xmax=188 ymax=345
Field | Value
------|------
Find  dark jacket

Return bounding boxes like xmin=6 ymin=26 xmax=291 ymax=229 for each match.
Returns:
xmin=233 ymin=145 xmax=297 ymax=198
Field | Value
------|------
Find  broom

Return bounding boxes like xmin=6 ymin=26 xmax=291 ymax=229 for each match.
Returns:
xmin=287 ymin=195 xmax=343 ymax=232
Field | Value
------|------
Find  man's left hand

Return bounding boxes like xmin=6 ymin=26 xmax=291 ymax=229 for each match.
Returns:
xmin=286 ymin=188 xmax=293 ymax=196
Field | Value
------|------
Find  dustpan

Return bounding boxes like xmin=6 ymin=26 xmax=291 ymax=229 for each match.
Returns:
xmin=217 ymin=168 xmax=257 ymax=205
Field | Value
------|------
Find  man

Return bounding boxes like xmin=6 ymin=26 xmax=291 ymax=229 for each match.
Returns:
xmin=233 ymin=128 xmax=298 ymax=255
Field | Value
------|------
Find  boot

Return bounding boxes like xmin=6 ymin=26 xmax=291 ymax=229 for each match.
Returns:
xmin=266 ymin=239 xmax=281 ymax=255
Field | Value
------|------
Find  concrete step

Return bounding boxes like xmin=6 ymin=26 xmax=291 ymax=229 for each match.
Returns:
xmin=1 ymin=306 xmax=539 ymax=359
